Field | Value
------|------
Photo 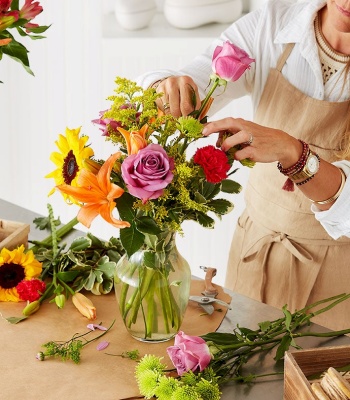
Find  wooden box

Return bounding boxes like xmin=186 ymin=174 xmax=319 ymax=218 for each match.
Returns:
xmin=0 ymin=219 xmax=30 ymax=251
xmin=284 ymin=345 xmax=350 ymax=399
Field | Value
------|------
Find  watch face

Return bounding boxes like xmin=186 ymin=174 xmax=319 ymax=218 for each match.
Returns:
xmin=307 ymin=155 xmax=319 ymax=174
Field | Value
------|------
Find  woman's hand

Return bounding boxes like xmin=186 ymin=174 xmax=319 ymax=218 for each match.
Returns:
xmin=202 ymin=117 xmax=302 ymax=168
xmin=153 ymin=75 xmax=201 ymax=118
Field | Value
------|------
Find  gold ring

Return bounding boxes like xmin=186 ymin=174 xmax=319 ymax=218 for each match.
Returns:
xmin=163 ymin=102 xmax=170 ymax=110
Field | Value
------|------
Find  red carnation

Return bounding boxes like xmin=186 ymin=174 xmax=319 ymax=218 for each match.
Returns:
xmin=193 ymin=145 xmax=230 ymax=184
xmin=16 ymin=278 xmax=46 ymax=302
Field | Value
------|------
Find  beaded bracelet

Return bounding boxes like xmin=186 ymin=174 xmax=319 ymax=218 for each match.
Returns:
xmin=296 ymin=174 xmax=316 ymax=186
xmin=277 ymin=140 xmax=309 ymax=177
xmin=308 ymin=168 xmax=346 ymax=205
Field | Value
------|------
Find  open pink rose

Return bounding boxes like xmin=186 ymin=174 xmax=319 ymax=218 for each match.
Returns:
xmin=212 ymin=40 xmax=255 ymax=82
xmin=166 ymin=331 xmax=212 ymax=376
xmin=121 ymin=143 xmax=174 ymax=203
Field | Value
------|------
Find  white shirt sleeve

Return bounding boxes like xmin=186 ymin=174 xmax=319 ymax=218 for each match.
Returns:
xmin=312 ymin=161 xmax=350 ymax=239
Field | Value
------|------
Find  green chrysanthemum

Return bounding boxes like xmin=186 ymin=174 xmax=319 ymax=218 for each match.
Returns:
xmin=136 ymin=370 xmax=160 ymax=399
xmin=200 ymin=367 xmax=219 ymax=384
xmin=135 ymin=355 xmax=166 ymax=377
xmin=196 ymin=379 xmax=221 ymax=400
xmin=171 ymin=385 xmax=202 ymax=400
xmin=154 ymin=375 xmax=181 ymax=400
xmin=176 ymin=116 xmax=203 ymax=139
xmin=181 ymin=370 xmax=200 ymax=386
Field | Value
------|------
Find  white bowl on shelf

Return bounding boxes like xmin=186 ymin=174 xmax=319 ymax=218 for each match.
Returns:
xmin=114 ymin=0 xmax=157 ymax=30
xmin=164 ymin=0 xmax=243 ymax=29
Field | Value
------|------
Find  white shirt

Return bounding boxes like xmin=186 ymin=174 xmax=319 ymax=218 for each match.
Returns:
xmin=137 ymin=0 xmax=350 ymax=239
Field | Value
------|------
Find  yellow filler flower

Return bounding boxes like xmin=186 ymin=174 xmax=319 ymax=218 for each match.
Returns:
xmin=0 ymin=246 xmax=42 ymax=302
xmin=46 ymin=127 xmax=94 ymax=204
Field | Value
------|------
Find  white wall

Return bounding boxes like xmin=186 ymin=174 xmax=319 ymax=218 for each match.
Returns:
xmin=0 ymin=1 xmax=252 ymax=287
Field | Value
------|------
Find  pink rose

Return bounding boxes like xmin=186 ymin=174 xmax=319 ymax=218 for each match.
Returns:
xmin=121 ymin=143 xmax=174 ymax=202
xmin=212 ymin=40 xmax=255 ymax=82
xmin=166 ymin=331 xmax=212 ymax=376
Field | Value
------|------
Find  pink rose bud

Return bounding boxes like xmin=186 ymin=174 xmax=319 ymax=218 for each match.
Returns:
xmin=212 ymin=41 xmax=255 ymax=82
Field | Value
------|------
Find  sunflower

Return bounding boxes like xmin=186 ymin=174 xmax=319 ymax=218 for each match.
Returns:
xmin=45 ymin=127 xmax=94 ymax=204
xmin=0 ymin=245 xmax=43 ymax=302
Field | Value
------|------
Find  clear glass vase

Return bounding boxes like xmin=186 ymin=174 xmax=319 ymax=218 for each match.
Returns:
xmin=114 ymin=230 xmax=191 ymax=342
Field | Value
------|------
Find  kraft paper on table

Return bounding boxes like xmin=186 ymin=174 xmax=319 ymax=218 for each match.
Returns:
xmin=0 ymin=280 xmax=231 ymax=400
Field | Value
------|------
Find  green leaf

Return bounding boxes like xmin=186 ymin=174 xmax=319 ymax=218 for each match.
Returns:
xmin=56 ymin=271 xmax=80 ymax=282
xmin=120 ymin=225 xmax=144 ymax=258
xmin=6 ymin=316 xmax=28 ymax=324
xmin=274 ymin=335 xmax=292 ymax=361
xmin=221 ymin=179 xmax=242 ymax=194
xmin=196 ymin=212 xmax=215 ymax=228
xmin=33 ymin=216 xmax=61 ymax=230
xmin=240 ymin=158 xmax=256 ymax=168
xmin=201 ymin=181 xmax=220 ymax=200
xmin=96 ymin=257 xmax=116 ymax=278
xmin=25 ymin=24 xmax=51 ymax=34
xmin=143 ymin=251 xmax=156 ymax=269
xmin=94 ymin=269 xmax=104 ymax=284
xmin=259 ymin=320 xmax=272 ymax=332
xmin=10 ymin=0 xmax=19 ymax=10
xmin=84 ymin=271 xmax=96 ymax=291
xmin=282 ymin=304 xmax=292 ymax=331
xmin=194 ymin=191 xmax=207 ymax=204
xmin=116 ymin=192 xmax=136 ymax=225
xmin=135 ymin=216 xmax=162 ymax=235
xmin=69 ymin=236 xmax=92 ymax=251
xmin=208 ymin=199 xmax=234 ymax=215
xmin=2 ymin=38 xmax=33 ymax=75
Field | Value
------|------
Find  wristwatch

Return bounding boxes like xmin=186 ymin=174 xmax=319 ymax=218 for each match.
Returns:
xmin=290 ymin=150 xmax=320 ymax=181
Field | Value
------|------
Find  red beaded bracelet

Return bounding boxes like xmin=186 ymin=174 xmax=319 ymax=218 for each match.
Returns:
xmin=277 ymin=140 xmax=309 ymax=176
xmin=277 ymin=140 xmax=310 ymax=192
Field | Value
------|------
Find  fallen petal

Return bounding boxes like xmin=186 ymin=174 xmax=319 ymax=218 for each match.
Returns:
xmin=87 ymin=323 xmax=107 ymax=331
xmin=96 ymin=341 xmax=109 ymax=351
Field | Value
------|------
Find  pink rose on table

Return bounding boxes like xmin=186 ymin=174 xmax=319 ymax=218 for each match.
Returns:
xmin=166 ymin=331 xmax=212 ymax=376
xmin=121 ymin=143 xmax=174 ymax=202
xmin=212 ymin=40 xmax=255 ymax=82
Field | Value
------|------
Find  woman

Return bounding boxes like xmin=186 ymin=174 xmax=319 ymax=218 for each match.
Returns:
xmin=137 ymin=0 xmax=350 ymax=330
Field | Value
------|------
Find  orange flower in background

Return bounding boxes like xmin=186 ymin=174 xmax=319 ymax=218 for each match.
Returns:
xmin=118 ymin=124 xmax=148 ymax=155
xmin=56 ymin=152 xmax=130 ymax=229
xmin=0 ymin=37 xmax=11 ymax=46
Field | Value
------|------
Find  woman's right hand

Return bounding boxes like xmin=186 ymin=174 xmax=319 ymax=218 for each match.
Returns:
xmin=153 ymin=75 xmax=201 ymax=117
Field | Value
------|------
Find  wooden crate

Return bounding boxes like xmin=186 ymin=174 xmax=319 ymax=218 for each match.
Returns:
xmin=284 ymin=345 xmax=350 ymax=399
xmin=0 ymin=219 xmax=30 ymax=250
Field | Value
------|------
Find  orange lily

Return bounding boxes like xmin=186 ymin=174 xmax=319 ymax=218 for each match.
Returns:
xmin=56 ymin=152 xmax=130 ymax=229
xmin=117 ymin=124 xmax=148 ymax=155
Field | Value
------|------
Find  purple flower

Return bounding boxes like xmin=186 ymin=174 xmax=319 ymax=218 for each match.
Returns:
xmin=166 ymin=331 xmax=212 ymax=376
xmin=121 ymin=144 xmax=174 ymax=203
xmin=92 ymin=110 xmax=122 ymax=137
xmin=212 ymin=41 xmax=255 ymax=82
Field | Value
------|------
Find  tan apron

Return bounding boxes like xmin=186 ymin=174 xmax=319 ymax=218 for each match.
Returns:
xmin=225 ymin=43 xmax=350 ymax=331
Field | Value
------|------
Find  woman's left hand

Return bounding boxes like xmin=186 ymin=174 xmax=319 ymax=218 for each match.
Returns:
xmin=202 ymin=117 xmax=302 ymax=168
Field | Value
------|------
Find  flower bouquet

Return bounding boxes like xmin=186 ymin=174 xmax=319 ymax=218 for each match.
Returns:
xmin=42 ymin=41 xmax=255 ymax=341
xmin=0 ymin=0 xmax=50 ymax=82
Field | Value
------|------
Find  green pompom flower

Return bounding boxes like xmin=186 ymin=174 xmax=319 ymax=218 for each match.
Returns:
xmin=180 ymin=370 xmax=200 ymax=386
xmin=196 ymin=378 xmax=221 ymax=400
xmin=176 ymin=116 xmax=203 ymax=140
xmin=171 ymin=385 xmax=202 ymax=400
xmin=154 ymin=375 xmax=181 ymax=400
xmin=135 ymin=355 xmax=166 ymax=377
xmin=136 ymin=370 xmax=160 ymax=399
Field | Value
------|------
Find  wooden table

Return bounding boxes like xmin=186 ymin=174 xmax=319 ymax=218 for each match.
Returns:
xmin=1 ymin=198 xmax=350 ymax=400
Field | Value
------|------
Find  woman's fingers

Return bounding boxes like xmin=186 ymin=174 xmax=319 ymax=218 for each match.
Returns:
xmin=155 ymin=76 xmax=200 ymax=117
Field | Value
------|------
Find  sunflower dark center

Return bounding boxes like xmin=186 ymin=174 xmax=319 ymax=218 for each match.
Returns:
xmin=0 ymin=263 xmax=25 ymax=289
xmin=62 ymin=150 xmax=79 ymax=184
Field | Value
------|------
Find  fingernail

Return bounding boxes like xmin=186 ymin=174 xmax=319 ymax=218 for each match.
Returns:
xmin=202 ymin=128 xmax=208 ymax=136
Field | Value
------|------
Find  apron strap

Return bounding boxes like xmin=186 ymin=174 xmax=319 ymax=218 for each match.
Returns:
xmin=276 ymin=43 xmax=295 ymax=72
